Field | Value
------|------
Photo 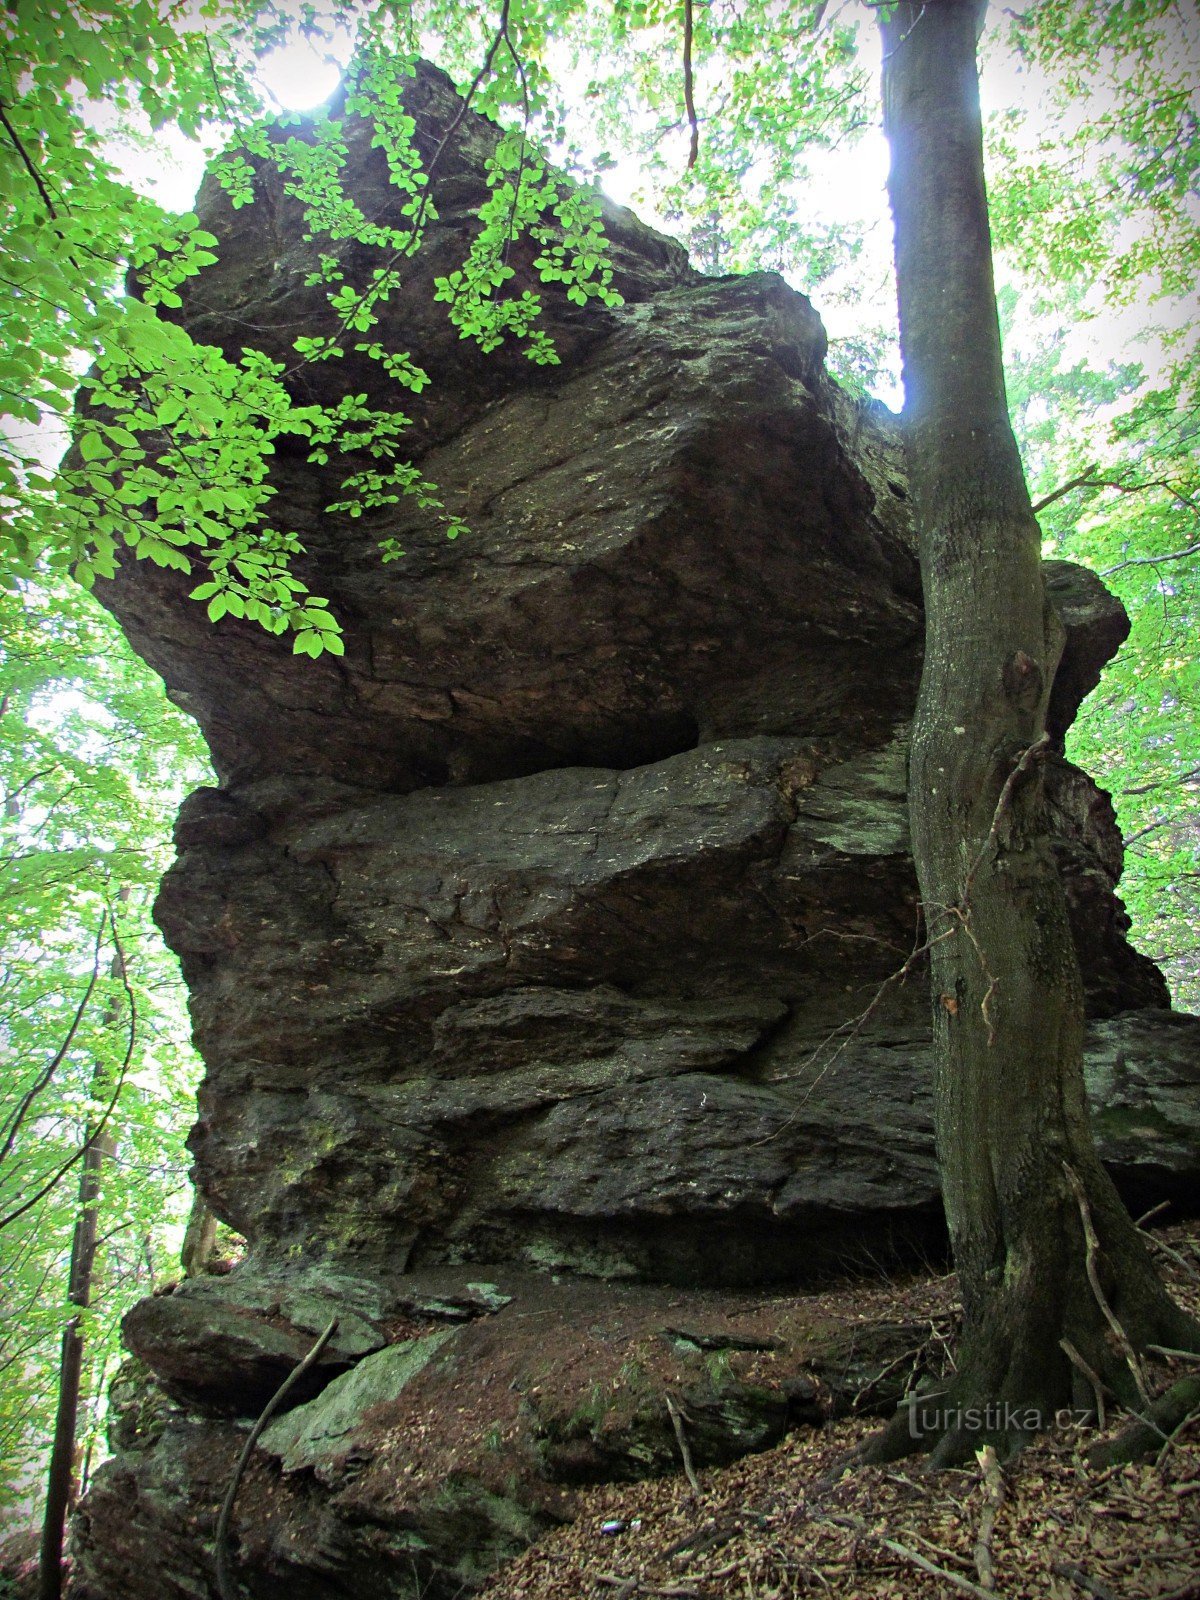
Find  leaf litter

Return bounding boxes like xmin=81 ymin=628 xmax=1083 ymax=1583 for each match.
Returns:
xmin=479 ymin=1222 xmax=1200 ymax=1600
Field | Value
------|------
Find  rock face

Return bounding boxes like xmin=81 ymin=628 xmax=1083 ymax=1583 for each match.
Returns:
xmin=73 ymin=59 xmax=1198 ymax=1600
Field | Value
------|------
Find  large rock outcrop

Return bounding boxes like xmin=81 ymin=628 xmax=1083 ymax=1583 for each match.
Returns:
xmin=73 ymin=59 xmax=1199 ymax=1600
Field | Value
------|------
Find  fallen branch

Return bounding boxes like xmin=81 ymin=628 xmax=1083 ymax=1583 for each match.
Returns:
xmin=882 ymin=1536 xmax=1002 ymax=1600
xmin=1060 ymin=1337 xmax=1111 ymax=1429
xmin=665 ymin=1392 xmax=702 ymax=1499
xmin=972 ymin=1444 xmax=1004 ymax=1592
xmin=1139 ymin=1233 xmax=1200 ymax=1286
xmin=596 ymin=1579 xmax=700 ymax=1599
xmin=214 ymin=1317 xmax=339 ymax=1600
xmin=659 ymin=1519 xmax=735 ymax=1561
xmin=1085 ymin=1375 xmax=1200 ymax=1470
xmin=1050 ymin=1561 xmax=1121 ymax=1600
xmin=1147 ymin=1345 xmax=1200 ymax=1363
xmin=595 ymin=1576 xmax=639 ymax=1598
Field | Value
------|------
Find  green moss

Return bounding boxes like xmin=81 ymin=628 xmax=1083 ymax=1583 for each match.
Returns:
xmin=1092 ymin=1103 xmax=1175 ymax=1141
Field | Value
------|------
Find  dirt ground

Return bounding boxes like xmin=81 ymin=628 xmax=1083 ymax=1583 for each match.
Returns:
xmin=479 ymin=1221 xmax=1200 ymax=1600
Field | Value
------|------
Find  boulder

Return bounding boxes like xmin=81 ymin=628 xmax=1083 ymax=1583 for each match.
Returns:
xmin=153 ymin=734 xmax=1179 ymax=1301
xmin=73 ymin=56 xmax=1198 ymax=1600
xmin=72 ymin=1268 xmax=944 ymax=1600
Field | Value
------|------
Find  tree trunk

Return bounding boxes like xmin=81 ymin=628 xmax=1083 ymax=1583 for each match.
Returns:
xmin=37 ymin=964 xmax=120 ymax=1600
xmin=181 ymin=1189 xmax=218 ymax=1278
xmin=872 ymin=0 xmax=1199 ymax=1463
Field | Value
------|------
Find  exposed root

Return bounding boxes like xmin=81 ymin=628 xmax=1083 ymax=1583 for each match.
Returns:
xmin=1085 ymin=1375 xmax=1200 ymax=1469
xmin=1063 ymin=1164 xmax=1151 ymax=1407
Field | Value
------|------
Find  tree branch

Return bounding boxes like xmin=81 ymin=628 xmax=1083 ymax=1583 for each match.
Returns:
xmin=0 ymin=908 xmax=137 ymax=1233
xmin=215 ymin=1317 xmax=339 ymax=1600
xmin=1122 ymin=818 xmax=1167 ymax=848
xmin=0 ymin=914 xmax=108 ymax=1174
xmin=1102 ymin=540 xmax=1200 ymax=578
xmin=1030 ymin=464 xmax=1100 ymax=515
xmin=683 ymin=0 xmax=700 ymax=170
xmin=1122 ymin=764 xmax=1200 ymax=797
xmin=1031 ymin=465 xmax=1198 ymax=528
xmin=0 ymin=101 xmax=60 ymax=220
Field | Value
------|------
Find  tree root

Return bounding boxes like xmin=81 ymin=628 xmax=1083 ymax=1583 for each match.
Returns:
xmin=1085 ymin=1376 xmax=1200 ymax=1469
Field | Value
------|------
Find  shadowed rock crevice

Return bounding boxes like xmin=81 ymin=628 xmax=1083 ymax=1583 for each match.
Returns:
xmin=72 ymin=57 xmax=1198 ymax=1600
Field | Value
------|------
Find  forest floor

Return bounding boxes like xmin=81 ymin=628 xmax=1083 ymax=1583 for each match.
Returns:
xmin=479 ymin=1220 xmax=1200 ymax=1600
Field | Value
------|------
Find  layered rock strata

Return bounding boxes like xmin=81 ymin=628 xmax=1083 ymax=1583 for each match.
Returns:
xmin=72 ymin=59 xmax=1199 ymax=1600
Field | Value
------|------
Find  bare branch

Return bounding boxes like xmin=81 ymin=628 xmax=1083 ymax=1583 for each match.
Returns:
xmin=1031 ymin=466 xmax=1198 ymax=526
xmin=962 ymin=732 xmax=1050 ymax=900
xmin=1030 ymin=463 xmax=1100 ymax=515
xmin=664 ymin=1391 xmax=702 ymax=1498
xmin=1102 ymin=540 xmax=1200 ymax=578
xmin=1063 ymin=1162 xmax=1151 ymax=1408
xmin=0 ymin=906 xmax=137 ymax=1233
xmin=215 ymin=1317 xmax=339 ymax=1600
xmin=1122 ymin=764 xmax=1200 ymax=797
xmin=1122 ymin=818 xmax=1168 ymax=848
xmin=0 ymin=914 xmax=109 ymax=1174
xmin=683 ymin=0 xmax=700 ymax=170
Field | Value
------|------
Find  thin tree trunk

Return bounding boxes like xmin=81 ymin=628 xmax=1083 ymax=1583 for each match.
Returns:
xmin=871 ymin=0 xmax=1199 ymax=1463
xmin=78 ymin=1340 xmax=115 ymax=1501
xmin=37 ymin=947 xmax=122 ymax=1600
xmin=181 ymin=1189 xmax=218 ymax=1278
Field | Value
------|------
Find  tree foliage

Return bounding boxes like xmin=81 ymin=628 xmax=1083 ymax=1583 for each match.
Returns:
xmin=985 ymin=1 xmax=1199 ymax=1008
xmin=1 ymin=0 xmax=624 ymax=658
xmin=0 ymin=576 xmax=207 ymax=1511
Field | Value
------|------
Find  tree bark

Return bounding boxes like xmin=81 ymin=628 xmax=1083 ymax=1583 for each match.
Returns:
xmin=181 ymin=1189 xmax=218 ymax=1278
xmin=871 ymin=0 xmax=1199 ymax=1463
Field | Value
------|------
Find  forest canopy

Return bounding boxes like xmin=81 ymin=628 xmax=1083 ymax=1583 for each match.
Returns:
xmin=0 ymin=0 xmax=1197 ymax=1542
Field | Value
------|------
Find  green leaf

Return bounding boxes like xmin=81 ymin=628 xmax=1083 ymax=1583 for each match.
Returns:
xmin=79 ymin=432 xmax=110 ymax=463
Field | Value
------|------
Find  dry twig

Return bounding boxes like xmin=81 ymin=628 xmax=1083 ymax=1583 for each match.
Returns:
xmin=214 ymin=1317 xmax=339 ymax=1600
xmin=1060 ymin=1337 xmax=1111 ymax=1429
xmin=882 ymin=1535 xmax=1002 ymax=1600
xmin=1050 ymin=1560 xmax=1122 ymax=1600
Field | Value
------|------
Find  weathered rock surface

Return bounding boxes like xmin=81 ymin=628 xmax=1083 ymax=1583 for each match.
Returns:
xmin=74 ymin=57 xmax=1199 ymax=1600
xmin=151 ymin=733 xmax=1181 ymax=1305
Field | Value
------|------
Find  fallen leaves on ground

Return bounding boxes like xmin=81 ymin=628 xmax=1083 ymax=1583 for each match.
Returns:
xmin=480 ymin=1224 xmax=1200 ymax=1600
